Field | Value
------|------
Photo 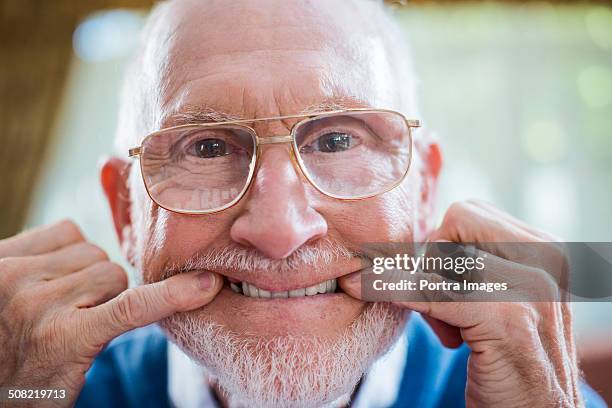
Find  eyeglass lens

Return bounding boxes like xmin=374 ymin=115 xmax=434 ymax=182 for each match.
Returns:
xmin=140 ymin=111 xmax=411 ymax=212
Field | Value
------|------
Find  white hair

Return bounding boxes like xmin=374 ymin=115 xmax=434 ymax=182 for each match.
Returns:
xmin=161 ymin=302 xmax=407 ymax=408
xmin=161 ymin=236 xmax=355 ymax=280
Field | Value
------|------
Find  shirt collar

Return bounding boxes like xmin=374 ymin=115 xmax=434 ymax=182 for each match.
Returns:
xmin=168 ymin=333 xmax=407 ymax=408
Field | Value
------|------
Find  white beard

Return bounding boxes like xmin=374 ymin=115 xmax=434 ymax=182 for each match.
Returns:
xmin=161 ymin=302 xmax=407 ymax=408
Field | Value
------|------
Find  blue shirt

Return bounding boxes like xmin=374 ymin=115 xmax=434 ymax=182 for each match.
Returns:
xmin=76 ymin=314 xmax=606 ymax=408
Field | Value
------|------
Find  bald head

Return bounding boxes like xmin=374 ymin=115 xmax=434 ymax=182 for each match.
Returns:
xmin=115 ymin=0 xmax=416 ymax=153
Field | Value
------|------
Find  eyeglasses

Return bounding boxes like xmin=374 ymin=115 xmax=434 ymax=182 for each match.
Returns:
xmin=128 ymin=108 xmax=420 ymax=215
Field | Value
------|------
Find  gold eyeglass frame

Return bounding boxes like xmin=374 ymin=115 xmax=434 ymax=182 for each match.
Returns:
xmin=128 ymin=108 xmax=421 ymax=215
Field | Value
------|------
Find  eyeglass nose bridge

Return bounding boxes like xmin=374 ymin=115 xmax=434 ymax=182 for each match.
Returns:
xmin=254 ymin=134 xmax=307 ymax=181
xmin=256 ymin=135 xmax=294 ymax=145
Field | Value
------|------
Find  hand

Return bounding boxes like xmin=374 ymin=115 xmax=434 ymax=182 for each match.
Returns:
xmin=0 ymin=220 xmax=222 ymax=407
xmin=340 ymin=200 xmax=582 ymax=407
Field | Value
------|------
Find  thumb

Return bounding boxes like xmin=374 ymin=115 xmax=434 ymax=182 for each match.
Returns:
xmin=85 ymin=270 xmax=222 ymax=346
xmin=338 ymin=271 xmax=363 ymax=300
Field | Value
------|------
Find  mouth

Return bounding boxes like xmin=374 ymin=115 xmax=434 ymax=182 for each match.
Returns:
xmin=227 ymin=278 xmax=339 ymax=299
xmin=197 ymin=274 xmax=364 ymax=337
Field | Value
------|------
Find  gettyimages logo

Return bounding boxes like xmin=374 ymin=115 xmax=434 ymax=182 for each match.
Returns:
xmin=360 ymin=242 xmax=612 ymax=302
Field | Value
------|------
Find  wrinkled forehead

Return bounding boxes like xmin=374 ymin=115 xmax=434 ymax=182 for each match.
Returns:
xmin=141 ymin=0 xmax=401 ymax=127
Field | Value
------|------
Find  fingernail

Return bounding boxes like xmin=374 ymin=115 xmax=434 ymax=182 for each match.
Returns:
xmin=198 ymin=272 xmax=215 ymax=290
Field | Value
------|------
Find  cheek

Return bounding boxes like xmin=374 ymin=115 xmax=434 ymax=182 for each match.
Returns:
xmin=138 ymin=211 xmax=235 ymax=283
xmin=326 ymin=185 xmax=416 ymax=246
xmin=131 ymin=169 xmax=237 ymax=283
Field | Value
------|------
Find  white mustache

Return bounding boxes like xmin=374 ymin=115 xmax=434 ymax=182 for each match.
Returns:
xmin=162 ymin=237 xmax=356 ymax=279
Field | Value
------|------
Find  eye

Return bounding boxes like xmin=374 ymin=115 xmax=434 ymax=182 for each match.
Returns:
xmin=312 ymin=132 xmax=358 ymax=153
xmin=189 ymin=138 xmax=233 ymax=158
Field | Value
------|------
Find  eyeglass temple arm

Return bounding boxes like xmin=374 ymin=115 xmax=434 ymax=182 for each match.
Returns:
xmin=128 ymin=147 xmax=141 ymax=157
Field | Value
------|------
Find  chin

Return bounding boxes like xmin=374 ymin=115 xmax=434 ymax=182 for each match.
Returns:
xmin=160 ymin=301 xmax=408 ymax=408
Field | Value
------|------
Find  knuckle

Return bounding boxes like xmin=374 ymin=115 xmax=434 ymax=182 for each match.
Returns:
xmin=547 ymin=243 xmax=570 ymax=271
xmin=158 ymin=280 xmax=182 ymax=309
xmin=102 ymin=261 xmax=128 ymax=286
xmin=442 ymin=201 xmax=468 ymax=230
xmin=80 ymin=242 xmax=109 ymax=262
xmin=532 ymin=267 xmax=561 ymax=297
xmin=112 ymin=289 xmax=146 ymax=325
xmin=444 ymin=201 xmax=471 ymax=225
xmin=57 ymin=219 xmax=85 ymax=242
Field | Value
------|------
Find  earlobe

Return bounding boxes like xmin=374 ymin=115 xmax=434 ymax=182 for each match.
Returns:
xmin=100 ymin=157 xmax=135 ymax=262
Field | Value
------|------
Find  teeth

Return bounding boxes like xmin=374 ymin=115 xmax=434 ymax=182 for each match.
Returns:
xmin=289 ymin=288 xmax=306 ymax=298
xmin=234 ymin=279 xmax=337 ymax=299
xmin=305 ymin=285 xmax=318 ymax=296
xmin=317 ymin=282 xmax=327 ymax=294
xmin=242 ymin=282 xmax=258 ymax=297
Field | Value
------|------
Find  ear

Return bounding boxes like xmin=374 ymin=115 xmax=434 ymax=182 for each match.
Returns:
xmin=100 ymin=157 xmax=135 ymax=264
xmin=415 ymin=131 xmax=443 ymax=239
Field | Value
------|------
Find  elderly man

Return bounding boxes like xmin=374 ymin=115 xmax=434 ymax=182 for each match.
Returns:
xmin=0 ymin=0 xmax=605 ymax=407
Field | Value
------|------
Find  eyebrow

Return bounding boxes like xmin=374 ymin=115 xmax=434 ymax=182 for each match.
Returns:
xmin=300 ymin=98 xmax=372 ymax=114
xmin=163 ymin=97 xmax=373 ymax=128
xmin=165 ymin=107 xmax=243 ymax=127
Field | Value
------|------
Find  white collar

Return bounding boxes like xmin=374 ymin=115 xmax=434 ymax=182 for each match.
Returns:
xmin=168 ymin=333 xmax=407 ymax=408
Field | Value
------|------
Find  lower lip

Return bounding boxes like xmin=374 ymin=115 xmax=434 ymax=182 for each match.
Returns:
xmin=195 ymin=286 xmax=366 ymax=337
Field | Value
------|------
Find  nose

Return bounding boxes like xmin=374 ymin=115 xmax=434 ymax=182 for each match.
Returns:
xmin=230 ymin=146 xmax=328 ymax=259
